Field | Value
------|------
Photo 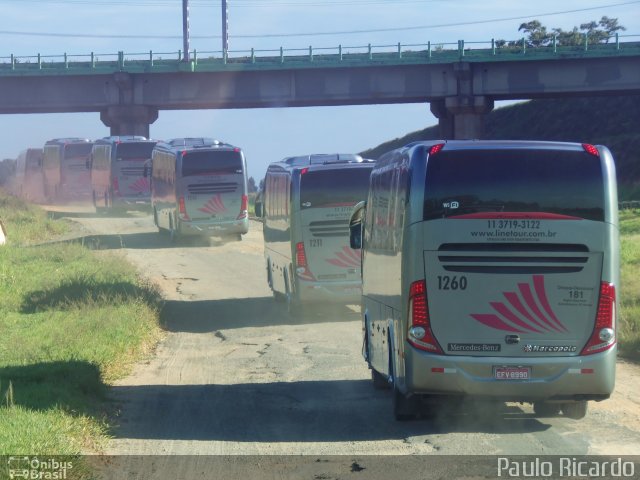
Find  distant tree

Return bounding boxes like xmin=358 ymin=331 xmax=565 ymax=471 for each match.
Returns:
xmin=247 ymin=176 xmax=258 ymax=193
xmin=258 ymin=178 xmax=264 ymax=192
xmin=518 ymin=20 xmax=552 ymax=47
xmin=582 ymin=16 xmax=626 ymax=43
xmin=504 ymin=16 xmax=625 ymax=48
xmin=552 ymin=26 xmax=583 ymax=46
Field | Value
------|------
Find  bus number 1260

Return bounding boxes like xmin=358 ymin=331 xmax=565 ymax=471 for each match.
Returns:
xmin=437 ymin=275 xmax=468 ymax=290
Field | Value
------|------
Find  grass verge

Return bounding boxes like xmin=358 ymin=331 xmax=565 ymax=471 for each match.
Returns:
xmin=619 ymin=209 xmax=640 ymax=360
xmin=0 ymin=190 xmax=163 ymax=464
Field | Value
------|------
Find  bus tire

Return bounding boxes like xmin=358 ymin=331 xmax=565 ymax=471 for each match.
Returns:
xmin=266 ymin=260 xmax=274 ymax=289
xmin=390 ymin=338 xmax=419 ymax=420
xmin=153 ymin=208 xmax=161 ymax=231
xmin=372 ymin=369 xmax=390 ymax=390
xmin=393 ymin=386 xmax=419 ymax=421
xmin=533 ymin=401 xmax=561 ymax=417
xmin=562 ymin=401 xmax=588 ymax=420
xmin=284 ymin=269 xmax=300 ymax=315
xmin=168 ymin=215 xmax=177 ymax=244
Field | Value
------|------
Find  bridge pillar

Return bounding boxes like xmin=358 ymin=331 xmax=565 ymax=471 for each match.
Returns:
xmin=100 ymin=105 xmax=159 ymax=138
xmin=430 ymin=95 xmax=494 ymax=139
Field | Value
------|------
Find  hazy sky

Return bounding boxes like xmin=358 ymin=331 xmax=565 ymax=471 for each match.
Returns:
xmin=1 ymin=0 xmax=639 ymax=179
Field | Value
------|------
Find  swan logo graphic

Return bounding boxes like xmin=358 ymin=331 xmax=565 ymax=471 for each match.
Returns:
xmin=325 ymin=246 xmax=361 ymax=269
xmin=198 ymin=194 xmax=227 ymax=215
xmin=470 ymin=275 xmax=568 ymax=334
xmin=128 ymin=177 xmax=150 ymax=193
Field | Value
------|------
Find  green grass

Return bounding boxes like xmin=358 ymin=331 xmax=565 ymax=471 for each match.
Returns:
xmin=0 ymin=194 xmax=69 ymax=245
xmin=0 ymin=189 xmax=163 ymax=460
xmin=619 ymin=210 xmax=640 ymax=360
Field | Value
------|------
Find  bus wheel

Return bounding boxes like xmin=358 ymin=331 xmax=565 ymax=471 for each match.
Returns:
xmin=284 ymin=270 xmax=300 ymax=315
xmin=168 ymin=216 xmax=177 ymax=244
xmin=393 ymin=385 xmax=419 ymax=421
xmin=153 ymin=208 xmax=161 ymax=231
xmin=372 ymin=369 xmax=390 ymax=390
xmin=533 ymin=401 xmax=561 ymax=417
xmin=391 ymin=355 xmax=419 ymax=420
xmin=266 ymin=261 xmax=274 ymax=289
xmin=562 ymin=401 xmax=588 ymax=420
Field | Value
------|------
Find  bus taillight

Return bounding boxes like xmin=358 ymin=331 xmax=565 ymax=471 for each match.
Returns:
xmin=407 ymin=280 xmax=443 ymax=354
xmin=428 ymin=143 xmax=445 ymax=156
xmin=581 ymin=282 xmax=616 ymax=355
xmin=237 ymin=194 xmax=248 ymax=220
xmin=295 ymin=242 xmax=315 ymax=281
xmin=582 ymin=144 xmax=600 ymax=157
xmin=178 ymin=196 xmax=190 ymax=221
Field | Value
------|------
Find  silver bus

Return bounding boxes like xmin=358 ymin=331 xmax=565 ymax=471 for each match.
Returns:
xmin=150 ymin=138 xmax=249 ymax=241
xmin=43 ymin=138 xmax=93 ymax=202
xmin=349 ymin=140 xmax=619 ymax=420
xmin=90 ymin=136 xmax=157 ymax=211
xmin=258 ymin=154 xmax=375 ymax=313
xmin=15 ymin=148 xmax=44 ymax=202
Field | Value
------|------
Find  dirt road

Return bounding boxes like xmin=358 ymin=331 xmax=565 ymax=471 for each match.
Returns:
xmin=61 ymin=210 xmax=640 ymax=476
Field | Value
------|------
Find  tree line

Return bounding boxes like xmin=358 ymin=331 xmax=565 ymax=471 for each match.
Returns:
xmin=497 ymin=16 xmax=626 ymax=48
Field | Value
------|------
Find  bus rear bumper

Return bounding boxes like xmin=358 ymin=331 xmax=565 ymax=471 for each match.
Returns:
xmin=402 ymin=345 xmax=617 ymax=402
xmin=179 ymin=218 xmax=249 ymax=237
xmin=297 ymin=279 xmax=362 ymax=304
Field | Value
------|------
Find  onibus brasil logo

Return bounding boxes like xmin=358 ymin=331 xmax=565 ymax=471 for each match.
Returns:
xmin=7 ymin=456 xmax=73 ymax=479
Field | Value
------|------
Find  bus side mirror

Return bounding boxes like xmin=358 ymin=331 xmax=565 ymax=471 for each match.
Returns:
xmin=255 ymin=200 xmax=263 ymax=218
xmin=85 ymin=159 xmax=92 ymax=169
xmin=349 ymin=201 xmax=366 ymax=250
xmin=143 ymin=165 xmax=149 ymax=178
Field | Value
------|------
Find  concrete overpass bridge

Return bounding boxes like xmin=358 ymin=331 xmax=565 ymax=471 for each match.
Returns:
xmin=1 ymin=36 xmax=639 ymax=139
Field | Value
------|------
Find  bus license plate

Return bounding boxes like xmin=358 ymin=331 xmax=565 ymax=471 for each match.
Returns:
xmin=494 ymin=366 xmax=530 ymax=380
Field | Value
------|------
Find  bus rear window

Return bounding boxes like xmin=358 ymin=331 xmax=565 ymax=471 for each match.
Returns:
xmin=300 ymin=168 xmax=371 ymax=208
xmin=116 ymin=143 xmax=155 ymax=160
xmin=64 ymin=143 xmax=93 ymax=159
xmin=423 ymin=149 xmax=605 ymax=221
xmin=181 ymin=151 xmax=243 ymax=176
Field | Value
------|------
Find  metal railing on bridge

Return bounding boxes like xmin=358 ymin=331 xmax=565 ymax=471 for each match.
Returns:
xmin=1 ymin=34 xmax=639 ymax=76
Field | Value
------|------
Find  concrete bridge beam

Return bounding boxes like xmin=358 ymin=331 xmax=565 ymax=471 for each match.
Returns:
xmin=430 ymin=95 xmax=494 ymax=139
xmin=100 ymin=105 xmax=159 ymax=138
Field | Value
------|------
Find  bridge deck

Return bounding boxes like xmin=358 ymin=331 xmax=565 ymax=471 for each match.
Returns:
xmin=2 ymin=38 xmax=639 ymax=76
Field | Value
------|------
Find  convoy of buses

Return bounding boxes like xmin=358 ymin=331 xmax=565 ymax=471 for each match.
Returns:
xmin=9 ymin=137 xmax=620 ymax=422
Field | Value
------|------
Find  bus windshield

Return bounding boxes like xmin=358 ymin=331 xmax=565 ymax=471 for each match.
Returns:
xmin=63 ymin=143 xmax=93 ymax=159
xmin=300 ymin=168 xmax=371 ymax=208
xmin=181 ymin=151 xmax=242 ymax=176
xmin=423 ymin=149 xmax=605 ymax=221
xmin=115 ymin=143 xmax=155 ymax=161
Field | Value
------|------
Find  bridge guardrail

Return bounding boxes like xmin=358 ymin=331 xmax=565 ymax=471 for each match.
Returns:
xmin=1 ymin=34 xmax=639 ymax=76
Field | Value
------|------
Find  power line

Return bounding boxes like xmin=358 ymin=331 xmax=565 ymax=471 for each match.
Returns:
xmin=1 ymin=0 xmax=445 ymax=6
xmin=0 ymin=0 xmax=637 ymax=39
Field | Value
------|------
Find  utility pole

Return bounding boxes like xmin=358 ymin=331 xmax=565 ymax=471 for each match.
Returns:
xmin=222 ymin=0 xmax=229 ymax=56
xmin=182 ymin=0 xmax=190 ymax=61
